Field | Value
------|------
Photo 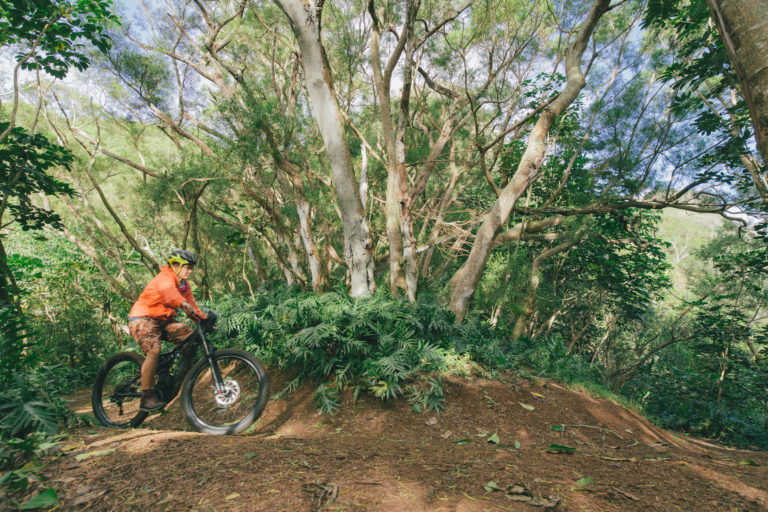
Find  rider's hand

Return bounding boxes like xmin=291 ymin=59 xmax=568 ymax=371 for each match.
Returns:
xmin=200 ymin=308 xmax=217 ymax=333
xmin=180 ymin=301 xmax=198 ymax=319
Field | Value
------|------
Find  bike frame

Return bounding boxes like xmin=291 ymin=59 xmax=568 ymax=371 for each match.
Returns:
xmin=155 ymin=321 xmax=226 ymax=402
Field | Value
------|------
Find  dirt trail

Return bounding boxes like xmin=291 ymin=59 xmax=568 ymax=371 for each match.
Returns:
xmin=10 ymin=373 xmax=768 ymax=511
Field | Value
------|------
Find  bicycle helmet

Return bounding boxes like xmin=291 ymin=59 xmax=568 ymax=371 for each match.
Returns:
xmin=168 ymin=249 xmax=197 ymax=267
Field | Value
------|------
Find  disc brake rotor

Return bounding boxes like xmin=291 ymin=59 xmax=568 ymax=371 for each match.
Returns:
xmin=214 ymin=379 xmax=240 ymax=406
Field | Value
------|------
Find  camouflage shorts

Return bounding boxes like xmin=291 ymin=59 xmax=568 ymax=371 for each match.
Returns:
xmin=128 ymin=318 xmax=194 ymax=354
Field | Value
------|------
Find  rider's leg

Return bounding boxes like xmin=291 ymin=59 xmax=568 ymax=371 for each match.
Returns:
xmin=128 ymin=318 xmax=166 ymax=411
xmin=163 ymin=321 xmax=195 ymax=352
xmin=140 ymin=341 xmax=161 ymax=391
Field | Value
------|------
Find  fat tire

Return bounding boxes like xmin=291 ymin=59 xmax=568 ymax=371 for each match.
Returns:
xmin=181 ymin=349 xmax=269 ymax=435
xmin=92 ymin=351 xmax=148 ymax=428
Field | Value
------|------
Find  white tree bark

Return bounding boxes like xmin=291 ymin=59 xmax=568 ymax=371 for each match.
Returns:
xmin=707 ymin=0 xmax=768 ymax=170
xmin=448 ymin=0 xmax=612 ymax=320
xmin=273 ymin=0 xmax=375 ymax=296
xmin=369 ymin=0 xmax=408 ymax=296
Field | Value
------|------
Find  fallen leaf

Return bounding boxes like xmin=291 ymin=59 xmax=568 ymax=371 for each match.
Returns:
xmin=487 ymin=433 xmax=500 ymax=444
xmin=19 ymin=488 xmax=58 ymax=510
xmin=548 ymin=444 xmax=576 ymax=453
xmin=739 ymin=459 xmax=758 ymax=466
xmin=75 ymin=448 xmax=116 ymax=461
xmin=575 ymin=477 xmax=593 ymax=487
xmin=532 ymin=377 xmax=547 ymax=387
xmin=531 ymin=392 xmax=544 ymax=399
xmin=550 ymin=424 xmax=564 ymax=432
xmin=503 ymin=485 xmax=560 ymax=508
xmin=513 ymin=441 xmax=521 ymax=449
xmin=609 ymin=486 xmax=639 ymax=501
xmin=157 ymin=494 xmax=175 ymax=505
xmin=36 ymin=441 xmax=60 ymax=451
xmin=506 ymin=494 xmax=560 ymax=508
xmin=484 ymin=480 xmax=502 ymax=492
xmin=519 ymin=402 xmax=535 ymax=411
xmin=425 ymin=416 xmax=438 ymax=426
xmin=225 ymin=492 xmax=241 ymax=500
xmin=71 ymin=490 xmax=107 ymax=507
xmin=440 ymin=430 xmax=453 ymax=439
xmin=601 ymin=456 xmax=637 ymax=462
xmin=453 ymin=438 xmax=472 ymax=444
xmin=243 ymin=453 xmax=258 ymax=459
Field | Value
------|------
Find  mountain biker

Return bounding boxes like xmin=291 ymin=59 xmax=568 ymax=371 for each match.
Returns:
xmin=128 ymin=249 xmax=208 ymax=412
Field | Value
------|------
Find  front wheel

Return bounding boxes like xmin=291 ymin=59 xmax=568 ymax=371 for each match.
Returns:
xmin=181 ymin=349 xmax=269 ymax=435
xmin=92 ymin=352 xmax=148 ymax=428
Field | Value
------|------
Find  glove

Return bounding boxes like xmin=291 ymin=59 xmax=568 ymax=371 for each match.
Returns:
xmin=200 ymin=308 xmax=217 ymax=333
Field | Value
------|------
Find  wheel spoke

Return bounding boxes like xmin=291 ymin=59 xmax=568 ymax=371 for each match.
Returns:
xmin=92 ymin=353 xmax=148 ymax=428
xmin=182 ymin=350 xmax=268 ymax=434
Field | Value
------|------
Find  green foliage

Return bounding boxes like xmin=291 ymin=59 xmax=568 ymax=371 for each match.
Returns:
xmin=0 ymin=304 xmax=24 ymax=387
xmin=0 ymin=301 xmax=73 ymax=440
xmin=0 ymin=123 xmax=75 ymax=231
xmin=510 ymin=334 xmax=603 ymax=384
xmin=102 ymin=43 xmax=174 ymax=109
xmin=628 ymin=340 xmax=768 ymax=448
xmin=0 ymin=302 xmax=71 ymax=472
xmin=408 ymin=376 xmax=445 ymax=413
xmin=0 ymin=372 xmax=71 ymax=440
xmin=643 ymin=0 xmax=760 ymax=204
xmin=212 ymin=290 xmax=494 ymax=414
xmin=0 ymin=296 xmax=74 ymax=493
xmin=7 ymin=231 xmax=129 ymax=385
xmin=0 ymin=433 xmax=62 ymax=477
xmin=0 ymin=0 xmax=119 ymax=79
xmin=212 ymin=289 xmax=625 ymax=415
xmin=624 ymin=228 xmax=768 ymax=448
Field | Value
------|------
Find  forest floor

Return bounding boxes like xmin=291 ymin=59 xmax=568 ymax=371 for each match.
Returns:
xmin=8 ymin=371 xmax=768 ymax=511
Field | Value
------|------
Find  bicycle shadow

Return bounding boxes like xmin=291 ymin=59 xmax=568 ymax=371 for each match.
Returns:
xmin=249 ymin=369 xmax=321 ymax=438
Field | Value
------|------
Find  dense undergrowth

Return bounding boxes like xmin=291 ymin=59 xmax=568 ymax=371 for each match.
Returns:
xmin=211 ymin=288 xmax=767 ymax=448
xmin=2 ymin=286 xmax=767 ymax=497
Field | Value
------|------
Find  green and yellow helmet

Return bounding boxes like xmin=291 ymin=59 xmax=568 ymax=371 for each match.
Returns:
xmin=168 ymin=249 xmax=197 ymax=267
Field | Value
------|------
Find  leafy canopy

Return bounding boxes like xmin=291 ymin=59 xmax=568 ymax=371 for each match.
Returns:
xmin=0 ymin=0 xmax=119 ymax=78
xmin=0 ymin=123 xmax=75 ymax=231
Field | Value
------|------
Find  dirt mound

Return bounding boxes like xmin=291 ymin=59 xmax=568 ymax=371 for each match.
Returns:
xmin=11 ymin=372 xmax=768 ymax=511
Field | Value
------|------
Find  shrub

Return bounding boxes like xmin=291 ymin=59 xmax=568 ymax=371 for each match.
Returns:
xmin=209 ymin=289 xmax=501 ymax=413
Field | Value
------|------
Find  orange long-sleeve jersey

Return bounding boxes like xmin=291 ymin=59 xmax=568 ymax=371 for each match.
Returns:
xmin=128 ymin=266 xmax=206 ymax=321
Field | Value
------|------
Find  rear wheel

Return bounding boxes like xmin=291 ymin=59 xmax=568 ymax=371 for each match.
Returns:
xmin=92 ymin=352 xmax=148 ymax=428
xmin=181 ymin=349 xmax=269 ymax=435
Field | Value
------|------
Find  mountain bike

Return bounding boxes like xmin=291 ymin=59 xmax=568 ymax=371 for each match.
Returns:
xmin=91 ymin=314 xmax=269 ymax=435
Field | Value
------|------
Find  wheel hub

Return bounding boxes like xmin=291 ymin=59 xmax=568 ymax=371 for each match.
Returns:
xmin=214 ymin=379 xmax=240 ymax=406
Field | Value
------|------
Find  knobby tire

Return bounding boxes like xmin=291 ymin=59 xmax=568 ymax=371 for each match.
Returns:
xmin=92 ymin=351 xmax=148 ymax=428
xmin=181 ymin=349 xmax=269 ymax=435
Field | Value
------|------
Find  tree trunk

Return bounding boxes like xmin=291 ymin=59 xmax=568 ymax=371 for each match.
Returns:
xmin=421 ymin=142 xmax=462 ymax=276
xmin=511 ymin=238 xmax=579 ymax=339
xmin=448 ymin=0 xmax=611 ymax=321
xmin=0 ymin=239 xmax=16 ymax=308
xmin=369 ymin=0 xmax=414 ymax=296
xmin=274 ymin=0 xmax=374 ymax=296
xmin=707 ymin=0 xmax=768 ymax=168
xmin=395 ymin=10 xmax=419 ymax=302
xmin=278 ymin=160 xmax=328 ymax=292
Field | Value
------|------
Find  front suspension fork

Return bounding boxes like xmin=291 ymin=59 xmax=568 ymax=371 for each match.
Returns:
xmin=200 ymin=328 xmax=226 ymax=393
